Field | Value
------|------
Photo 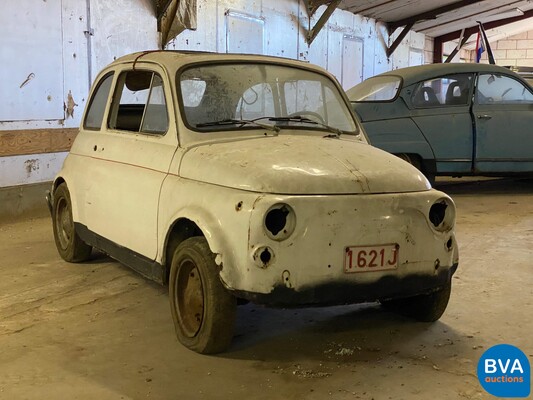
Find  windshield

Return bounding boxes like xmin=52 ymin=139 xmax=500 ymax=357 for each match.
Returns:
xmin=346 ymin=76 xmax=401 ymax=102
xmin=179 ymin=63 xmax=357 ymax=134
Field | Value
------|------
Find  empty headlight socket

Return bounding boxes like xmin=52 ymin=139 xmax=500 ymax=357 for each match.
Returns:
xmin=264 ymin=203 xmax=296 ymax=241
xmin=428 ymin=198 xmax=455 ymax=232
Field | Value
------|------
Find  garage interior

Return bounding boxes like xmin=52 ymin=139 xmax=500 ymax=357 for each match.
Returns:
xmin=1 ymin=0 xmax=532 ymax=398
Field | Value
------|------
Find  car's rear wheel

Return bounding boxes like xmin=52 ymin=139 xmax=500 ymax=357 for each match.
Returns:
xmin=169 ymin=237 xmax=236 ymax=354
xmin=381 ymin=281 xmax=452 ymax=322
xmin=52 ymin=183 xmax=92 ymax=262
xmin=396 ymin=153 xmax=435 ymax=186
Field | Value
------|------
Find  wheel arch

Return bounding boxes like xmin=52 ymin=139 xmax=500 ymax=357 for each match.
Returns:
xmin=52 ymin=176 xmax=66 ymax=193
xmin=161 ymin=210 xmax=237 ymax=286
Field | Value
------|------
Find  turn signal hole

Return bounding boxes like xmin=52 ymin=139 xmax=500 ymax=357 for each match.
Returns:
xmin=446 ymin=237 xmax=453 ymax=250
xmin=260 ymin=248 xmax=272 ymax=265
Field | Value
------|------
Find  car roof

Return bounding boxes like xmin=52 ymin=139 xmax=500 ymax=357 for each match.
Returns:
xmin=110 ymin=50 xmax=317 ymax=71
xmin=372 ymin=63 xmax=522 ymax=87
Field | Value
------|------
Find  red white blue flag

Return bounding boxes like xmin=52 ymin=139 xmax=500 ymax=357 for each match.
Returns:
xmin=475 ymin=22 xmax=495 ymax=64
xmin=475 ymin=26 xmax=485 ymax=63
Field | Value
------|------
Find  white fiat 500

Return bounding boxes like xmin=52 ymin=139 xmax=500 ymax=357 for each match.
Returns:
xmin=48 ymin=51 xmax=459 ymax=354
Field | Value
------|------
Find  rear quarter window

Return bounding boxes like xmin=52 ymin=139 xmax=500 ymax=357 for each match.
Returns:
xmin=84 ymin=73 xmax=114 ymax=130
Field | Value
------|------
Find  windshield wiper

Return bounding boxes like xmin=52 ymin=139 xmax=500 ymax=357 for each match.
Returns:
xmin=196 ymin=118 xmax=279 ymax=133
xmin=265 ymin=116 xmax=343 ymax=138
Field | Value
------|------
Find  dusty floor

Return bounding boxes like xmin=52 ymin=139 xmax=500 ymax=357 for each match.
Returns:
xmin=0 ymin=178 xmax=532 ymax=400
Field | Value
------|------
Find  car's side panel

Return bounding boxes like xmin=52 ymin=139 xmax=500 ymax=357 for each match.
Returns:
xmin=472 ymin=72 xmax=533 ymax=173
xmin=473 ymin=104 xmax=533 ymax=173
xmin=361 ymin=118 xmax=435 ymax=160
xmin=352 ymin=100 xmax=411 ymax=123
xmin=74 ymin=130 xmax=176 ymax=259
xmin=157 ymin=172 xmax=262 ymax=287
xmin=68 ymin=63 xmax=178 ymax=260
xmin=410 ymin=106 xmax=474 ymax=174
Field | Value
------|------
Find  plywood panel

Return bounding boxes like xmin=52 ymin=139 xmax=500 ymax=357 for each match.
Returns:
xmin=0 ymin=129 xmax=78 ymax=157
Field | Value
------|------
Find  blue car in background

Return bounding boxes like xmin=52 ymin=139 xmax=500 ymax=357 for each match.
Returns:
xmin=347 ymin=63 xmax=533 ymax=183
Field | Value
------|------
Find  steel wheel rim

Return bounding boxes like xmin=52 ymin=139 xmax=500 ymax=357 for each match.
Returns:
xmin=175 ymin=259 xmax=204 ymax=338
xmin=55 ymin=197 xmax=72 ymax=250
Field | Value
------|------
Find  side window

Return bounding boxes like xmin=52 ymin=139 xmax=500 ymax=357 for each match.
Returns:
xmin=412 ymin=74 xmax=473 ymax=108
xmin=84 ymin=73 xmax=114 ymax=130
xmin=236 ymin=83 xmax=275 ymax=120
xmin=476 ymin=74 xmax=533 ymax=105
xmin=109 ymin=70 xmax=169 ymax=134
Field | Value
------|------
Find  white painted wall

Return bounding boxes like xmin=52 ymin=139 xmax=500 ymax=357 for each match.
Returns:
xmin=0 ymin=0 xmax=427 ymax=189
xmin=0 ymin=153 xmax=68 ymax=188
xmin=0 ymin=0 xmax=158 ymax=189
xmin=169 ymin=1 xmax=427 ymax=85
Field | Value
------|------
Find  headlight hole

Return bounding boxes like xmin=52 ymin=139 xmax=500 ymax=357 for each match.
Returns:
xmin=265 ymin=207 xmax=289 ymax=236
xmin=263 ymin=204 xmax=296 ymax=241
xmin=429 ymin=202 xmax=447 ymax=227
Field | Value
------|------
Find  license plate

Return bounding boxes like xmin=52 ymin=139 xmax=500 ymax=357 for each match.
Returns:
xmin=344 ymin=244 xmax=399 ymax=273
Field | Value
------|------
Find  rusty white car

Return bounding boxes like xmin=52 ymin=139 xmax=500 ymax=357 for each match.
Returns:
xmin=48 ymin=51 xmax=459 ymax=354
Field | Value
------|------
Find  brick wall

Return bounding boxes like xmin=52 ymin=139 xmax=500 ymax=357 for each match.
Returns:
xmin=469 ymin=30 xmax=533 ymax=67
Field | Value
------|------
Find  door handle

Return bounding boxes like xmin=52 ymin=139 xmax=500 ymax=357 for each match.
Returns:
xmin=477 ymin=114 xmax=492 ymax=120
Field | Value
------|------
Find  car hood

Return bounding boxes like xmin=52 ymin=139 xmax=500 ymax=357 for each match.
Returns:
xmin=179 ymin=135 xmax=430 ymax=194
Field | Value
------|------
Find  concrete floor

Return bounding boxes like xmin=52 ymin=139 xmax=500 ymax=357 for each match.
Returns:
xmin=0 ymin=178 xmax=531 ymax=400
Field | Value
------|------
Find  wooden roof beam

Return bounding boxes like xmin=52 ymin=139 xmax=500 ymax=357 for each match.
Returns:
xmin=435 ymin=9 xmax=533 ymax=42
xmin=388 ymin=0 xmax=484 ymax=34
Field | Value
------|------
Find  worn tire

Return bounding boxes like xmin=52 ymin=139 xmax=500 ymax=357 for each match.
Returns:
xmin=52 ymin=183 xmax=92 ymax=262
xmin=381 ymin=281 xmax=452 ymax=322
xmin=396 ymin=153 xmax=435 ymax=186
xmin=169 ymin=237 xmax=237 ymax=354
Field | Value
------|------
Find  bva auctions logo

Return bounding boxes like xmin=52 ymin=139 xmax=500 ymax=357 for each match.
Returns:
xmin=477 ymin=344 xmax=531 ymax=398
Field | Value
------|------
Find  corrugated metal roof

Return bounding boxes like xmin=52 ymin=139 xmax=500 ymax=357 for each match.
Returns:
xmin=336 ymin=0 xmax=533 ymax=39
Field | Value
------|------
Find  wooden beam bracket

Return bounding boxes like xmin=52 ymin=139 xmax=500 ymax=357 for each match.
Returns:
xmin=306 ymin=0 xmax=341 ymax=45
xmin=386 ymin=23 xmax=414 ymax=58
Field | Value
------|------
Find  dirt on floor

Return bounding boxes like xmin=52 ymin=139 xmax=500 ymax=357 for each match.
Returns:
xmin=0 ymin=177 xmax=531 ymax=400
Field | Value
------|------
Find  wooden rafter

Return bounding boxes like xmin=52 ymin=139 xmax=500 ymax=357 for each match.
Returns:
xmin=435 ymin=8 xmax=533 ymax=42
xmin=388 ymin=0 xmax=484 ymax=34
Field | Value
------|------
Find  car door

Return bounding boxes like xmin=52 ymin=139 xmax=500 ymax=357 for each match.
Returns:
xmin=472 ymin=73 xmax=533 ymax=173
xmin=83 ymin=65 xmax=177 ymax=260
xmin=408 ymin=73 xmax=475 ymax=174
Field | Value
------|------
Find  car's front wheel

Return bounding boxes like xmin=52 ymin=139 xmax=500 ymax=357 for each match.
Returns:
xmin=52 ymin=183 xmax=92 ymax=262
xmin=381 ymin=281 xmax=452 ymax=322
xmin=169 ymin=237 xmax=237 ymax=354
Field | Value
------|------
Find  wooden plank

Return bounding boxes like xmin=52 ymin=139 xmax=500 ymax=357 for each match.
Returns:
xmin=0 ymin=128 xmax=78 ymax=157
